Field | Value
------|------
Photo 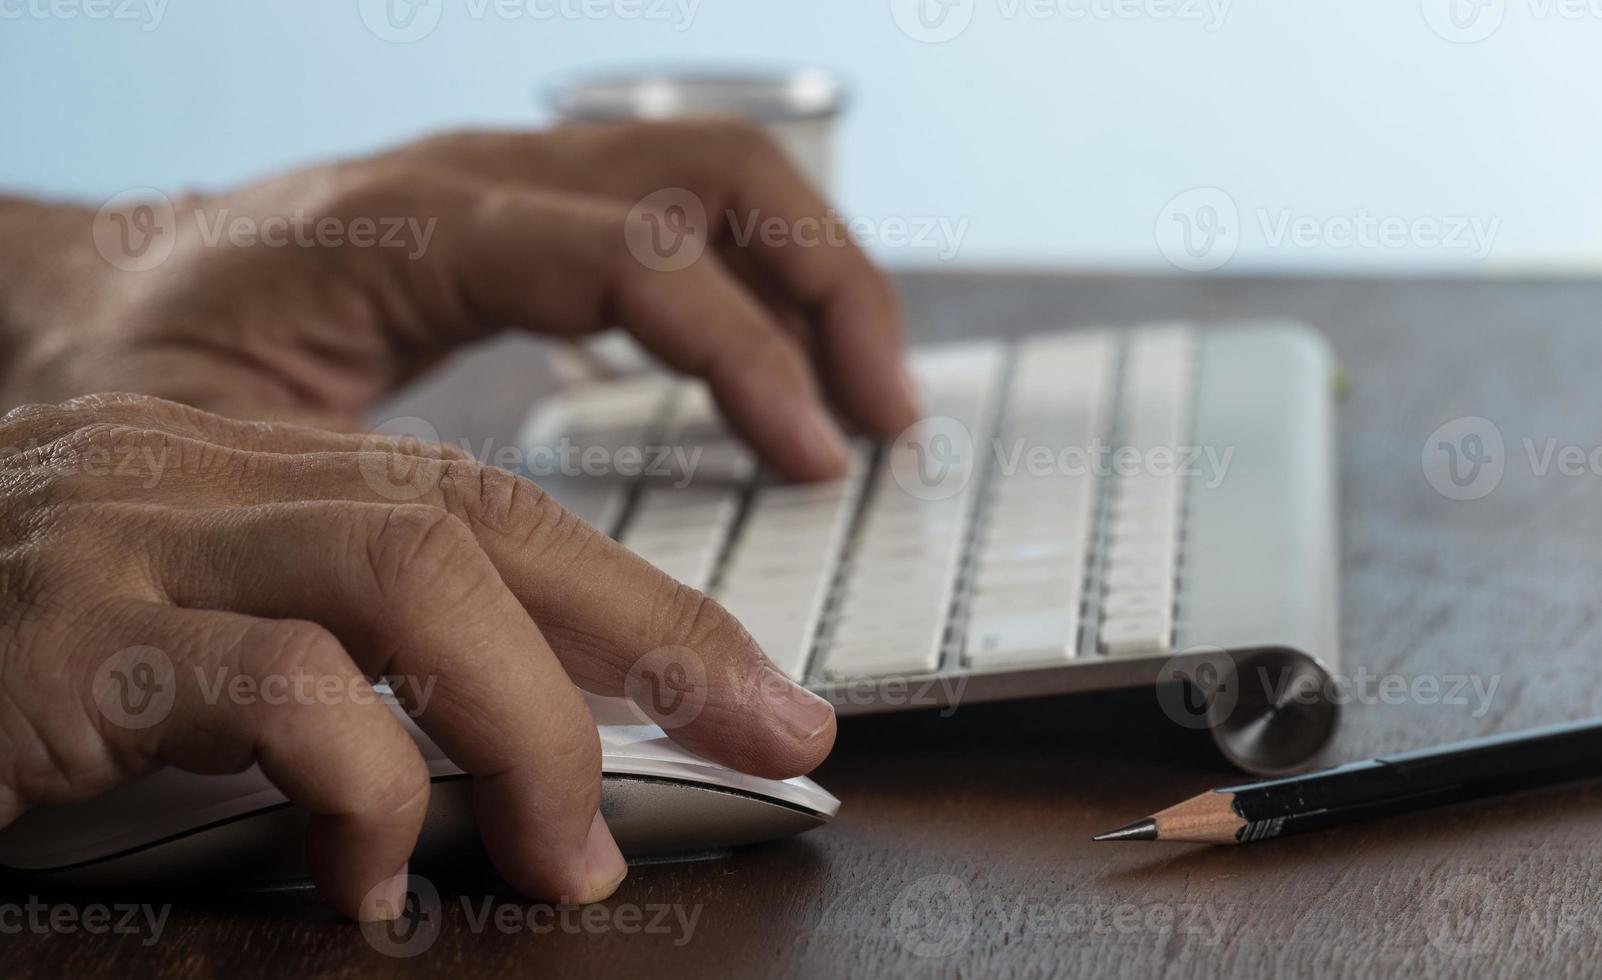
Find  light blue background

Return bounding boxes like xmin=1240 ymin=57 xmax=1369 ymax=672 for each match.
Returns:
xmin=2 ymin=0 xmax=1598 ymax=272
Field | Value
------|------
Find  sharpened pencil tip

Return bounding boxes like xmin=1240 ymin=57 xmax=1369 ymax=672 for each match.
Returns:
xmin=1093 ymin=818 xmax=1158 ymax=842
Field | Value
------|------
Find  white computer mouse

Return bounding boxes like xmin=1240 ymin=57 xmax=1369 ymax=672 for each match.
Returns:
xmin=0 ymin=695 xmax=839 ymax=886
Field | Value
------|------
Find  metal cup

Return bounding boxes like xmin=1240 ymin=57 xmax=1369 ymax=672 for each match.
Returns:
xmin=545 ymin=66 xmax=847 ymax=192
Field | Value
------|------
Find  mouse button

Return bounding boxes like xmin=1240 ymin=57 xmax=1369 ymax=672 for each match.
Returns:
xmin=601 ymin=777 xmax=828 ymax=855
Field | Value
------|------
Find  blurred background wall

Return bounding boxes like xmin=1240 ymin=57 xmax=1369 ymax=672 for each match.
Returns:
xmin=2 ymin=0 xmax=1598 ymax=273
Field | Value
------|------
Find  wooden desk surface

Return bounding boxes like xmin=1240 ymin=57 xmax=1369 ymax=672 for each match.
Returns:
xmin=7 ymin=271 xmax=1602 ymax=978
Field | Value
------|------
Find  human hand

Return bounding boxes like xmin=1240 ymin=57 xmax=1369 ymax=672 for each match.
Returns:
xmin=0 ymin=394 xmax=837 ymax=919
xmin=0 ymin=121 xmax=919 ymax=479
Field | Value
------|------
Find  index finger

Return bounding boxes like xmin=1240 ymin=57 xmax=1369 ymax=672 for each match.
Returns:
xmin=158 ymin=501 xmax=627 ymax=904
xmin=394 ymin=123 xmax=922 ymax=437
xmin=156 ymin=444 xmax=841 ymax=780
xmin=709 ymin=121 xmax=922 ymax=436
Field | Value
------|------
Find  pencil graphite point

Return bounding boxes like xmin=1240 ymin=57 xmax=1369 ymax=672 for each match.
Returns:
xmin=1092 ymin=818 xmax=1158 ymax=842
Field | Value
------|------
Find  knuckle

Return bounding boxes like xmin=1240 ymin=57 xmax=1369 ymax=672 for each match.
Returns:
xmin=379 ymin=761 xmax=433 ymax=824
xmin=365 ymin=433 xmax=475 ymax=466
xmin=321 ymin=163 xmax=457 ymax=225
xmin=433 ymin=459 xmax=512 ymax=528
xmin=57 ymin=392 xmax=166 ymax=415
xmin=433 ymin=459 xmax=579 ymax=552
xmin=413 ymin=436 xmax=475 ymax=463
xmin=60 ymin=394 xmax=223 ymax=443
xmin=248 ymin=619 xmax=350 ymax=685
xmin=7 ymin=428 xmax=155 ymax=511
xmin=52 ymin=423 xmax=209 ymax=489
xmin=363 ymin=504 xmax=483 ymax=604
xmin=404 ymin=127 xmax=490 ymax=161
xmin=653 ymin=580 xmax=750 ymax=656
xmin=54 ymin=422 xmax=155 ymax=456
xmin=0 ymin=403 xmax=61 ymax=439
xmin=553 ymin=723 xmax=604 ymax=790
xmin=0 ymin=592 xmax=142 ymax=810
xmin=602 ymin=199 xmax=657 ymax=269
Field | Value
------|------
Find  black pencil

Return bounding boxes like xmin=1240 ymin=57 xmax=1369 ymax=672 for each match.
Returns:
xmin=1094 ymin=717 xmax=1602 ymax=844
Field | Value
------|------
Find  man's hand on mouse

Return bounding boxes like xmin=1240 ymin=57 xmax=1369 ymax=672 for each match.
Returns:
xmin=0 ymin=122 xmax=922 ymax=920
xmin=0 ymin=120 xmax=920 ymax=479
xmin=0 ymin=394 xmax=839 ymax=920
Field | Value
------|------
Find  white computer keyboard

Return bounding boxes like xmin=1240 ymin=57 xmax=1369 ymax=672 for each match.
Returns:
xmin=521 ymin=321 xmax=1342 ymax=772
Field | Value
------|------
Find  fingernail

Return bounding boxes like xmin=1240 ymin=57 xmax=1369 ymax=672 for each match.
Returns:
xmin=797 ymin=404 xmax=850 ymax=473
xmin=359 ymin=864 xmax=410 ymax=922
xmin=763 ymin=666 xmax=836 ymax=742
xmin=582 ymin=810 xmax=628 ymax=903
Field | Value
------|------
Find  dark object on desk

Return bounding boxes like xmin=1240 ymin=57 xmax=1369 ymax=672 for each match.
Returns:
xmin=1096 ymin=717 xmax=1602 ymax=844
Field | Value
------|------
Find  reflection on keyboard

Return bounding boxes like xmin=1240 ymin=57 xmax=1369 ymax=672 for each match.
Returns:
xmin=519 ymin=321 xmax=1339 ymax=735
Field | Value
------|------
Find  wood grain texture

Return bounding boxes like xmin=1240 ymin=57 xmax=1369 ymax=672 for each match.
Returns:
xmin=6 ymin=271 xmax=1602 ymax=978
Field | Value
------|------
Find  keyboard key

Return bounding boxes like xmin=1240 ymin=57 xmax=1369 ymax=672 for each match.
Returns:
xmin=518 ymin=377 xmax=674 ymax=534
xmin=824 ymin=343 xmax=1006 ymax=680
xmin=712 ymin=445 xmax=870 ymax=679
xmin=965 ymin=609 xmax=1080 ymax=669
xmin=1101 ymin=588 xmax=1171 ymax=618
xmin=525 ymin=322 xmax=1200 ymax=689
xmin=964 ymin=330 xmax=1112 ymax=669
xmin=618 ymin=382 xmax=746 ymax=592
xmin=824 ymin=623 xmax=949 ymax=678
xmin=1099 ymin=614 xmax=1173 ymax=656
xmin=1097 ymin=324 xmax=1193 ymax=659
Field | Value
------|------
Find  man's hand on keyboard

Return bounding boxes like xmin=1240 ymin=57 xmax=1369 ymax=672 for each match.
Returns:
xmin=0 ymin=120 xmax=920 ymax=479
xmin=0 ymin=394 xmax=838 ymax=920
